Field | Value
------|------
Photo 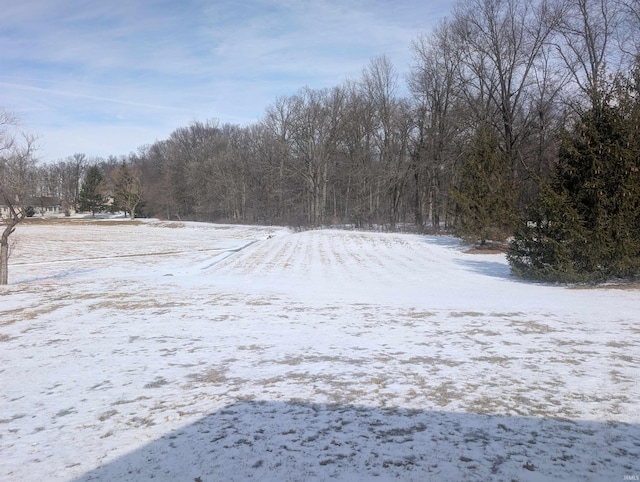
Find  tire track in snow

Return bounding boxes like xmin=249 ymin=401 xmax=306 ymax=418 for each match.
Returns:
xmin=198 ymin=240 xmax=259 ymax=270
xmin=13 ymin=247 xmax=234 ymax=267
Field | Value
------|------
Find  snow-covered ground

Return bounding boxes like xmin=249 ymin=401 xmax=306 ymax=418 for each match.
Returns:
xmin=1 ymin=218 xmax=638 ymax=481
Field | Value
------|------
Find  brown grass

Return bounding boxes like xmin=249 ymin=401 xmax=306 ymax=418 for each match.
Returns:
xmin=186 ymin=367 xmax=228 ymax=385
xmin=22 ymin=217 xmax=143 ymax=226
xmin=463 ymin=241 xmax=509 ymax=254
xmin=570 ymin=282 xmax=640 ymax=291
xmin=1 ymin=303 xmax=68 ymax=324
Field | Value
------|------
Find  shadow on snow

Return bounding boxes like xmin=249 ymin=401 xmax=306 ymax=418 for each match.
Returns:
xmin=76 ymin=400 xmax=639 ymax=482
xmin=455 ymin=258 xmax=513 ymax=281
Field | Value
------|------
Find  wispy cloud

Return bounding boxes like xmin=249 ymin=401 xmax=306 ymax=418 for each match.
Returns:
xmin=0 ymin=82 xmax=182 ymax=111
xmin=0 ymin=0 xmax=453 ymax=161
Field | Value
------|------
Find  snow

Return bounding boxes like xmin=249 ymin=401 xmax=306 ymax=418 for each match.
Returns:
xmin=1 ymin=218 xmax=639 ymax=481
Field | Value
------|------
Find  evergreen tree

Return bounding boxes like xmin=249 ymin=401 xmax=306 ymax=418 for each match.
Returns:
xmin=451 ymin=123 xmax=516 ymax=246
xmin=508 ymin=73 xmax=640 ymax=282
xmin=78 ymin=165 xmax=106 ymax=216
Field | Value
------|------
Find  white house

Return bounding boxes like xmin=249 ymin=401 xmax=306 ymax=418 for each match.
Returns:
xmin=0 ymin=196 xmax=62 ymax=218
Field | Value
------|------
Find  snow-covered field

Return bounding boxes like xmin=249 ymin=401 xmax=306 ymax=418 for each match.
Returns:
xmin=1 ymin=218 xmax=638 ymax=481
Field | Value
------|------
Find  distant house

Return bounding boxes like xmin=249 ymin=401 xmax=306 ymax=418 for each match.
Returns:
xmin=0 ymin=196 xmax=62 ymax=218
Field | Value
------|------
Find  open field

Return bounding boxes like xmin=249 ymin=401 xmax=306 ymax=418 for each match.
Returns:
xmin=1 ymin=218 xmax=639 ymax=481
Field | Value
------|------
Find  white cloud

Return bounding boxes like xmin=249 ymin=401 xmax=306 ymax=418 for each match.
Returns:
xmin=0 ymin=0 xmax=453 ymax=162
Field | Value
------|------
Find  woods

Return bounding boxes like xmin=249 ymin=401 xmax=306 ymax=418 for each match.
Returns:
xmin=3 ymin=0 xmax=640 ymax=283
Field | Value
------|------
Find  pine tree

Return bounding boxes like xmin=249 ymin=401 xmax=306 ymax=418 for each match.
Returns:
xmin=451 ymin=123 xmax=516 ymax=246
xmin=78 ymin=165 xmax=106 ymax=216
xmin=508 ymin=185 xmax=589 ymax=282
xmin=508 ymin=71 xmax=640 ymax=282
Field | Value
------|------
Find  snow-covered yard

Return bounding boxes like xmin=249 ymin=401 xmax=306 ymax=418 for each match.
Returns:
xmin=1 ymin=218 xmax=638 ymax=481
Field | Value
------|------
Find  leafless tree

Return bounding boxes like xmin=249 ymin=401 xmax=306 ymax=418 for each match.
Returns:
xmin=0 ymin=110 xmax=17 ymax=156
xmin=452 ymin=0 xmax=563 ymax=186
xmin=615 ymin=0 xmax=640 ymax=59
xmin=287 ymin=87 xmax=345 ymax=225
xmin=111 ymin=161 xmax=144 ymax=220
xmin=1 ymin=111 xmax=38 ymax=284
xmin=409 ymin=19 xmax=463 ymax=230
xmin=262 ymin=96 xmax=299 ymax=222
xmin=161 ymin=121 xmax=215 ymax=220
xmin=360 ymin=56 xmax=413 ymax=227
xmin=554 ymin=0 xmax=624 ymax=107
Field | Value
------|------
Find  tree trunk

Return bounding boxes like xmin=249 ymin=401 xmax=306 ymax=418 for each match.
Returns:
xmin=1 ymin=224 xmax=16 ymax=285
xmin=1 ymin=241 xmax=8 ymax=285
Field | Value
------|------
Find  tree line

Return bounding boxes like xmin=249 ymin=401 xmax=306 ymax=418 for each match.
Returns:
xmin=3 ymin=0 xmax=640 ymax=283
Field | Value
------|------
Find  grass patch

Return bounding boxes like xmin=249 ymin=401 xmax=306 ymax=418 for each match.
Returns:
xmin=509 ymin=320 xmax=553 ymax=334
xmin=404 ymin=310 xmax=436 ymax=319
xmin=186 ymin=367 xmax=228 ymax=385
xmin=449 ymin=311 xmax=484 ymax=318
xmin=2 ymin=304 xmax=68 ymax=324
xmin=22 ymin=217 xmax=143 ymax=226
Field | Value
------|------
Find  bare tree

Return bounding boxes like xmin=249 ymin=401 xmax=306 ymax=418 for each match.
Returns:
xmin=262 ymin=96 xmax=298 ymax=222
xmin=338 ymin=81 xmax=378 ymax=227
xmin=1 ymin=111 xmax=38 ymax=284
xmin=452 ymin=0 xmax=562 ymax=185
xmin=0 ymin=110 xmax=17 ymax=156
xmin=65 ymin=153 xmax=87 ymax=212
xmin=111 ymin=161 xmax=144 ymax=220
xmin=409 ymin=19 xmax=463 ymax=230
xmin=360 ymin=56 xmax=412 ymax=228
xmin=554 ymin=0 xmax=624 ymax=106
xmin=287 ymin=87 xmax=345 ymax=225
xmin=616 ymin=0 xmax=640 ymax=59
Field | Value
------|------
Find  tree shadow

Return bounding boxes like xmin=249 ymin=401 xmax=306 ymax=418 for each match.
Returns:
xmin=456 ymin=258 xmax=514 ymax=281
xmin=76 ymin=400 xmax=639 ymax=481
xmin=422 ymin=235 xmax=464 ymax=249
xmin=14 ymin=268 xmax=96 ymax=284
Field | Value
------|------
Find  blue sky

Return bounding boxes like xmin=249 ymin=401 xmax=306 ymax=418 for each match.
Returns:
xmin=1 ymin=0 xmax=453 ymax=162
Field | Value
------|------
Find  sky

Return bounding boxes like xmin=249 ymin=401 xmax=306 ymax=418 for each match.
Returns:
xmin=1 ymin=0 xmax=453 ymax=163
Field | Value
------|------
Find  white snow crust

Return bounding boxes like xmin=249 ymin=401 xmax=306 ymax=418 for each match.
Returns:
xmin=1 ymin=219 xmax=638 ymax=481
